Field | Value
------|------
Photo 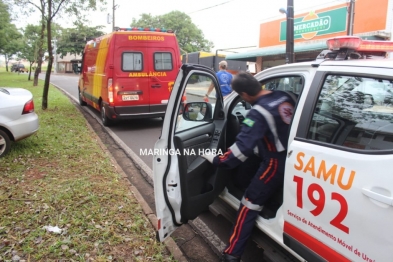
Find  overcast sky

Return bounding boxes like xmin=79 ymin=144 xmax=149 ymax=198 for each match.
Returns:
xmin=28 ymin=0 xmax=345 ymax=52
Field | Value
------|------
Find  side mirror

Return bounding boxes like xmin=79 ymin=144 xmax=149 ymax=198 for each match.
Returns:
xmin=183 ymin=102 xmax=212 ymax=122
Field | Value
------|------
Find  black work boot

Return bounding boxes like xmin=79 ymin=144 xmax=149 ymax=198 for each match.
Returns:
xmin=220 ymin=253 xmax=241 ymax=262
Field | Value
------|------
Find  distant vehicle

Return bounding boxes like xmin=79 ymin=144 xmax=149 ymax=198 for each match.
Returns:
xmin=0 ymin=87 xmax=39 ymax=157
xmin=10 ymin=64 xmax=28 ymax=73
xmin=182 ymin=51 xmax=247 ymax=75
xmin=78 ymin=27 xmax=182 ymax=126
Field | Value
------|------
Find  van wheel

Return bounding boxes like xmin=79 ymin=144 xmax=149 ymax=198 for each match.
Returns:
xmin=79 ymin=88 xmax=87 ymax=106
xmin=0 ymin=130 xmax=11 ymax=158
xmin=101 ymin=104 xmax=113 ymax=127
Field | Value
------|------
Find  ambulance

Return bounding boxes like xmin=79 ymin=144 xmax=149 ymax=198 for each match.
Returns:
xmin=78 ymin=28 xmax=181 ymax=126
xmin=153 ymin=36 xmax=393 ymax=261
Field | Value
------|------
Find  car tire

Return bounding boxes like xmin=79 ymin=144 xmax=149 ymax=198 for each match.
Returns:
xmin=101 ymin=104 xmax=113 ymax=127
xmin=0 ymin=129 xmax=11 ymax=158
xmin=79 ymin=88 xmax=87 ymax=106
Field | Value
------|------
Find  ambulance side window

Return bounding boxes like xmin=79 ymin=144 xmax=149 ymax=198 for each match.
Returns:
xmin=154 ymin=52 xmax=173 ymax=71
xmin=307 ymin=74 xmax=393 ymax=151
xmin=122 ymin=52 xmax=142 ymax=71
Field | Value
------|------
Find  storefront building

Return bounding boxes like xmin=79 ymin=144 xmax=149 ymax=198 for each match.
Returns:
xmin=226 ymin=0 xmax=393 ymax=72
xmin=55 ymin=53 xmax=82 ymax=74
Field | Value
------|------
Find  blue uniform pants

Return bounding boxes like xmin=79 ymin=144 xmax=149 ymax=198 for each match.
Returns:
xmin=224 ymin=156 xmax=286 ymax=257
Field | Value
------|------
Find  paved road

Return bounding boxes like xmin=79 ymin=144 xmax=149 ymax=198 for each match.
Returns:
xmin=42 ymin=74 xmax=217 ymax=171
xmin=39 ymin=73 xmax=161 ymax=170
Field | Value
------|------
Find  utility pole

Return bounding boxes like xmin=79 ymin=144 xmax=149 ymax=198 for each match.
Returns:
xmin=280 ymin=0 xmax=295 ymax=63
xmin=112 ymin=0 xmax=115 ymax=32
xmin=112 ymin=0 xmax=119 ymax=32
xmin=347 ymin=0 xmax=355 ymax=35
xmin=286 ymin=0 xmax=295 ymax=63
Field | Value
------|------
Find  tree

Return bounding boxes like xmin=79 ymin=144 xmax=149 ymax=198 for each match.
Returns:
xmin=57 ymin=24 xmax=105 ymax=58
xmin=13 ymin=0 xmax=105 ymax=110
xmin=0 ymin=0 xmax=23 ymax=71
xmin=131 ymin=11 xmax=214 ymax=53
xmin=0 ymin=26 xmax=23 ymax=72
xmin=19 ymin=24 xmax=46 ymax=80
xmin=0 ymin=0 xmax=10 ymax=50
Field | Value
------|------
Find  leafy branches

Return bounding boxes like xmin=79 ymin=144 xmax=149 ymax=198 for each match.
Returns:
xmin=131 ymin=11 xmax=214 ymax=53
xmin=11 ymin=0 xmax=106 ymax=109
xmin=56 ymin=24 xmax=105 ymax=58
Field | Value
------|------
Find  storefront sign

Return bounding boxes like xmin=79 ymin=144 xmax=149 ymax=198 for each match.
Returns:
xmin=280 ymin=7 xmax=347 ymax=41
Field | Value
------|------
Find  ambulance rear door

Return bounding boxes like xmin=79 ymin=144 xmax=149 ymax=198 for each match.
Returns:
xmin=283 ymin=65 xmax=393 ymax=262
xmin=113 ymin=35 xmax=150 ymax=114
xmin=148 ymin=47 xmax=180 ymax=114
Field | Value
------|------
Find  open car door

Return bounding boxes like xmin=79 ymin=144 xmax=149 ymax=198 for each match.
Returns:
xmin=153 ymin=64 xmax=228 ymax=241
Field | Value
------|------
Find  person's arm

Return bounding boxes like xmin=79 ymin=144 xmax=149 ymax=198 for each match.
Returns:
xmin=205 ymin=110 xmax=267 ymax=169
xmin=204 ymin=82 xmax=215 ymax=99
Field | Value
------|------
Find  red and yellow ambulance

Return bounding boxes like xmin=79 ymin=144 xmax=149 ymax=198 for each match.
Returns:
xmin=78 ymin=27 xmax=181 ymax=126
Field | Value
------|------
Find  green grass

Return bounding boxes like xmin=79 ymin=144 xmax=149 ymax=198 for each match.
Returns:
xmin=0 ymin=71 xmax=175 ymax=261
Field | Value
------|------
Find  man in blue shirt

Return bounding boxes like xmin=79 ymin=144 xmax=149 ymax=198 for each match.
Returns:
xmin=204 ymin=60 xmax=233 ymax=100
xmin=203 ymin=72 xmax=295 ymax=262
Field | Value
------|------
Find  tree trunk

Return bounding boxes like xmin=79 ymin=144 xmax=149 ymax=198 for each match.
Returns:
xmin=34 ymin=52 xmax=43 ymax=86
xmin=42 ymin=1 xmax=53 ymax=110
xmin=4 ymin=55 xmax=9 ymax=72
xmin=33 ymin=5 xmax=46 ymax=87
xmin=28 ymin=61 xmax=33 ymax=81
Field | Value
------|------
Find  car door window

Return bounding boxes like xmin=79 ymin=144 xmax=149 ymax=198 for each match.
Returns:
xmin=175 ymin=73 xmax=216 ymax=133
xmin=307 ymin=75 xmax=393 ymax=150
xmin=262 ymin=76 xmax=304 ymax=95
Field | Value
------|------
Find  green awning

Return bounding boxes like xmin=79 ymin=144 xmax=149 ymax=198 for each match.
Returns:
xmin=226 ymin=41 xmax=328 ymax=62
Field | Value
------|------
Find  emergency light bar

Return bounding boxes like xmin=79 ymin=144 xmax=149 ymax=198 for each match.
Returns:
xmin=326 ymin=36 xmax=393 ymax=52
xmin=116 ymin=27 xmax=173 ymax=33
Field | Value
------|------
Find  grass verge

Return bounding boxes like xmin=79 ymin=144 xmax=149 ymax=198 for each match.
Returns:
xmin=0 ymin=72 xmax=174 ymax=261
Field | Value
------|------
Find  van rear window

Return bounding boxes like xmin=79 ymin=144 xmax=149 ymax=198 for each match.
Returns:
xmin=122 ymin=52 xmax=142 ymax=71
xmin=154 ymin=52 xmax=173 ymax=71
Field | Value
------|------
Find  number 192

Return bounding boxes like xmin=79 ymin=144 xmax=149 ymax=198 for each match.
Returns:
xmin=293 ymin=175 xmax=349 ymax=234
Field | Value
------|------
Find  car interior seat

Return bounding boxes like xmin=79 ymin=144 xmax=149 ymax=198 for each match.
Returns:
xmin=227 ymin=113 xmax=240 ymax=147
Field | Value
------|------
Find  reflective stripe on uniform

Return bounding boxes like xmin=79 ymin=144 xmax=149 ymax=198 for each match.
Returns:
xmin=253 ymin=146 xmax=259 ymax=156
xmin=230 ymin=143 xmax=248 ymax=162
xmin=241 ymin=197 xmax=263 ymax=211
xmin=253 ymin=105 xmax=285 ymax=152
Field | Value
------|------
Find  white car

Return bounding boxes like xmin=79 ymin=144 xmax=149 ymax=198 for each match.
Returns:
xmin=153 ymin=37 xmax=393 ymax=261
xmin=0 ymin=87 xmax=39 ymax=157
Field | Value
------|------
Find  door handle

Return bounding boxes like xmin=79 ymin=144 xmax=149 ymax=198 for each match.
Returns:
xmin=151 ymin=84 xmax=161 ymax=88
xmin=361 ymin=188 xmax=393 ymax=206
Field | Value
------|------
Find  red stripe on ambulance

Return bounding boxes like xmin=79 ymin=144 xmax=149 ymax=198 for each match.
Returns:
xmin=284 ymin=221 xmax=351 ymax=261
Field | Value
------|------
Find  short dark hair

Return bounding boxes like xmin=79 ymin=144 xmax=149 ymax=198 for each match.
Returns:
xmin=231 ymin=71 xmax=261 ymax=96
